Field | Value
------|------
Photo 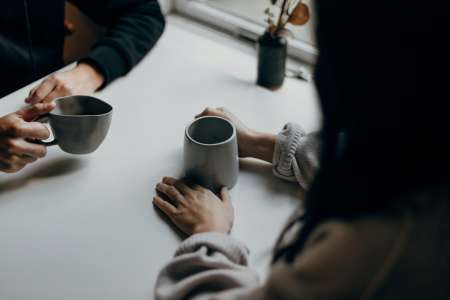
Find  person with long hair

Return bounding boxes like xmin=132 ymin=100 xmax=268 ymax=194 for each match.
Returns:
xmin=152 ymin=1 xmax=450 ymax=299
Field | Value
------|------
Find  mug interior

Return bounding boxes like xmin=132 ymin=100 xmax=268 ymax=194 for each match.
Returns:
xmin=53 ymin=96 xmax=113 ymax=116
xmin=187 ymin=117 xmax=234 ymax=145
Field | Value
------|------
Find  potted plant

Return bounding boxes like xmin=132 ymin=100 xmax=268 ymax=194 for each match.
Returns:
xmin=257 ymin=0 xmax=310 ymax=90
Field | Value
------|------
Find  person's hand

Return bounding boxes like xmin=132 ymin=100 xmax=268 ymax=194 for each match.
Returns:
xmin=25 ymin=63 xmax=104 ymax=104
xmin=0 ymin=103 xmax=55 ymax=173
xmin=196 ymin=107 xmax=257 ymax=158
xmin=196 ymin=107 xmax=276 ymax=162
xmin=153 ymin=177 xmax=234 ymax=235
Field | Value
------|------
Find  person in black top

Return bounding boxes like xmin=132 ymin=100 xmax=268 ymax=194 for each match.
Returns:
xmin=0 ymin=0 xmax=165 ymax=101
xmin=0 ymin=0 xmax=164 ymax=172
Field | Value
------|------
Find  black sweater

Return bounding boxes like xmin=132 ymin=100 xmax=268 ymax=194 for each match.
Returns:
xmin=0 ymin=0 xmax=165 ymax=98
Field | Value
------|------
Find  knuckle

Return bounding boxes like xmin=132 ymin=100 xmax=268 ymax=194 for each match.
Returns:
xmin=59 ymin=82 xmax=71 ymax=93
xmin=5 ymin=138 xmax=17 ymax=149
xmin=9 ymin=141 xmax=22 ymax=153
xmin=172 ymin=210 xmax=183 ymax=217
xmin=168 ymin=186 xmax=178 ymax=194
xmin=35 ymin=89 xmax=46 ymax=99
xmin=5 ymin=122 xmax=20 ymax=137
xmin=183 ymin=189 xmax=193 ymax=197
xmin=59 ymin=82 xmax=67 ymax=89
xmin=9 ymin=155 xmax=20 ymax=164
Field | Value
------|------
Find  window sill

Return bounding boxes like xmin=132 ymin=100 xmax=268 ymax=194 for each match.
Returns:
xmin=172 ymin=0 xmax=318 ymax=65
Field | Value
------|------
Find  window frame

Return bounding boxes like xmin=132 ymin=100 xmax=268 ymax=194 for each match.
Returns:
xmin=172 ymin=0 xmax=318 ymax=64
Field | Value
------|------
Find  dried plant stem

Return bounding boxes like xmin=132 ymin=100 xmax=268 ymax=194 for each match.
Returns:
xmin=275 ymin=0 xmax=289 ymax=35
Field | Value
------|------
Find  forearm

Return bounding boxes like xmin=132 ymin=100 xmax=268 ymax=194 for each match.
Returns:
xmin=73 ymin=0 xmax=166 ymax=86
xmin=196 ymin=108 xmax=321 ymax=189
xmin=241 ymin=131 xmax=276 ymax=163
xmin=241 ymin=123 xmax=321 ymax=189
xmin=74 ymin=63 xmax=104 ymax=91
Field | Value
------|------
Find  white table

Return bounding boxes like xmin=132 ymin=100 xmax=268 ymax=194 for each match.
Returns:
xmin=0 ymin=16 xmax=321 ymax=300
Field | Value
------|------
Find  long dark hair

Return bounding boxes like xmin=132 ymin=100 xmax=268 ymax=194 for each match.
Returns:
xmin=287 ymin=0 xmax=450 ymax=259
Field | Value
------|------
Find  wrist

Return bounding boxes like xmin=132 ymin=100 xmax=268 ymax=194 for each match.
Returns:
xmin=243 ymin=131 xmax=276 ymax=163
xmin=76 ymin=63 xmax=104 ymax=92
xmin=193 ymin=223 xmax=231 ymax=235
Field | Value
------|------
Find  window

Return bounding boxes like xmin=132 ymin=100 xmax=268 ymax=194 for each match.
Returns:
xmin=174 ymin=0 xmax=318 ymax=64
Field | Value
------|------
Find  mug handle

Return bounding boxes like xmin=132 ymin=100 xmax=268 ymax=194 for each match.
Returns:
xmin=31 ymin=114 xmax=58 ymax=146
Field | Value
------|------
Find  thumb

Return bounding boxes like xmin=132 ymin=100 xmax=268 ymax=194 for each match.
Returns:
xmin=195 ymin=107 xmax=217 ymax=119
xmin=17 ymin=102 xmax=56 ymax=122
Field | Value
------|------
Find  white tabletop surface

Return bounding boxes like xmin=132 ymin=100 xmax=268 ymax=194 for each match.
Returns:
xmin=0 ymin=16 xmax=321 ymax=300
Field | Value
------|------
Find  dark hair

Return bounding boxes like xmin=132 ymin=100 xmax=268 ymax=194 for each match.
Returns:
xmin=287 ymin=0 xmax=450 ymax=259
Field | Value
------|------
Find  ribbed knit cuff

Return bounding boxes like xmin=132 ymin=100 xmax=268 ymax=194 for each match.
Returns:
xmin=176 ymin=232 xmax=250 ymax=266
xmin=273 ymin=123 xmax=306 ymax=181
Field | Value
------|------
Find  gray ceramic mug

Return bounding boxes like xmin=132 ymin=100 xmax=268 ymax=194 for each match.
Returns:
xmin=35 ymin=95 xmax=113 ymax=154
xmin=184 ymin=116 xmax=239 ymax=192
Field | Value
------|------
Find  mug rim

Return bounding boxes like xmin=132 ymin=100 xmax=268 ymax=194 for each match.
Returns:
xmin=185 ymin=116 xmax=236 ymax=147
xmin=50 ymin=95 xmax=113 ymax=118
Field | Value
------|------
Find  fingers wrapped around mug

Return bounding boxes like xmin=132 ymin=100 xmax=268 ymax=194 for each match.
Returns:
xmin=0 ymin=138 xmax=47 ymax=159
xmin=0 ymin=152 xmax=37 ymax=173
xmin=0 ymin=110 xmax=51 ymax=173
xmin=17 ymin=102 xmax=55 ymax=122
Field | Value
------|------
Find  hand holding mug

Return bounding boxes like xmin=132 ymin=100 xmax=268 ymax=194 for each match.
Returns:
xmin=184 ymin=115 xmax=239 ymax=191
xmin=196 ymin=107 xmax=257 ymax=158
xmin=0 ymin=103 xmax=55 ymax=173
xmin=153 ymin=177 xmax=234 ymax=235
xmin=35 ymin=95 xmax=113 ymax=154
xmin=196 ymin=107 xmax=276 ymax=163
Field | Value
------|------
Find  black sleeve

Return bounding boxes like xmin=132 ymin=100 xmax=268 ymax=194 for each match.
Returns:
xmin=69 ymin=0 xmax=166 ymax=87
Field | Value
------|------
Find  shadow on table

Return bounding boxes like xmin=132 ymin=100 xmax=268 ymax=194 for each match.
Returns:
xmin=225 ymin=75 xmax=255 ymax=88
xmin=239 ymin=158 xmax=305 ymax=203
xmin=0 ymin=157 xmax=87 ymax=195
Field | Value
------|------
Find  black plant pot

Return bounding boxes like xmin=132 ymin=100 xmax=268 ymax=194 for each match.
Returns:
xmin=256 ymin=32 xmax=287 ymax=90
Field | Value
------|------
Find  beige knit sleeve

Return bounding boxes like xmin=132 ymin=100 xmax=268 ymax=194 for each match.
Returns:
xmin=272 ymin=123 xmax=321 ymax=190
xmin=154 ymin=232 xmax=261 ymax=300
